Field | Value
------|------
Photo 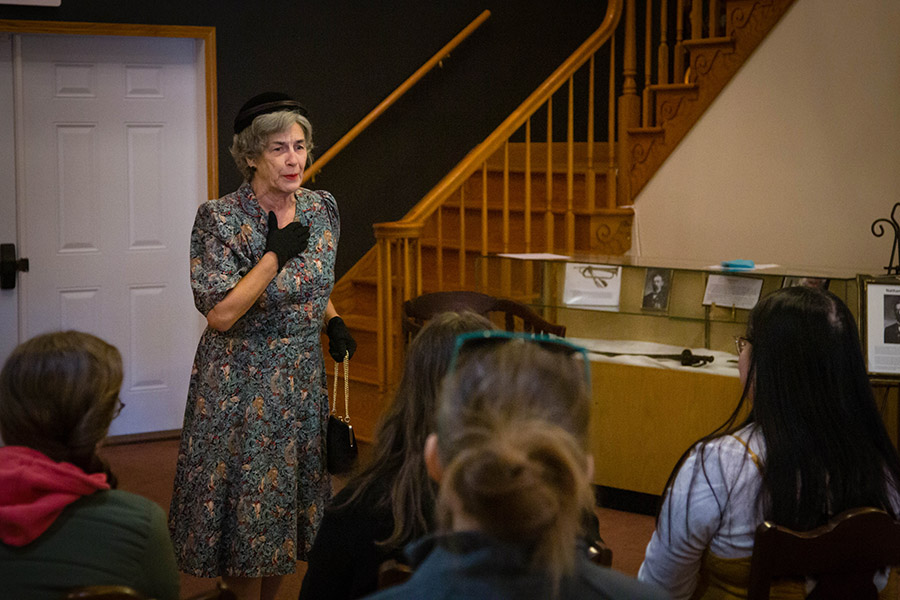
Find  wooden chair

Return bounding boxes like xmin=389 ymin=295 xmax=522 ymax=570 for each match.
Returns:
xmin=377 ymin=558 xmax=414 ymax=590
xmin=65 ymin=581 xmax=236 ymax=600
xmin=587 ymin=539 xmax=613 ymax=568
xmin=747 ymin=507 xmax=900 ymax=600
xmin=65 ymin=587 xmax=145 ymax=600
xmin=183 ymin=582 xmax=237 ymax=600
xmin=402 ymin=291 xmax=566 ymax=344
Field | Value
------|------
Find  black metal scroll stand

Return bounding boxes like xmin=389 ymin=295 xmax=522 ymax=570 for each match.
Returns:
xmin=589 ymin=348 xmax=715 ymax=367
xmin=871 ymin=202 xmax=900 ymax=275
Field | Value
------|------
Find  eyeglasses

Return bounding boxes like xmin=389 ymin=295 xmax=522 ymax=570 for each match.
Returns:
xmin=449 ymin=330 xmax=592 ymax=389
xmin=113 ymin=397 xmax=126 ymax=419
xmin=733 ymin=335 xmax=751 ymax=355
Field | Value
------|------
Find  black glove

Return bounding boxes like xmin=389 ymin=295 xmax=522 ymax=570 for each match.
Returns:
xmin=265 ymin=211 xmax=309 ymax=270
xmin=326 ymin=316 xmax=357 ymax=362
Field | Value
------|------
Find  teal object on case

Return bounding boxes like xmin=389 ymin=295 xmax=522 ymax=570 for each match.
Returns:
xmin=721 ymin=259 xmax=755 ymax=270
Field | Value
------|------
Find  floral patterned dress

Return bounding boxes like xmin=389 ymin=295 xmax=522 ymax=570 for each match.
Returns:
xmin=168 ymin=182 xmax=337 ymax=577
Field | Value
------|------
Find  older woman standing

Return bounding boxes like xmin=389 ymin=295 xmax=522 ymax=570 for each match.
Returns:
xmin=168 ymin=92 xmax=356 ymax=600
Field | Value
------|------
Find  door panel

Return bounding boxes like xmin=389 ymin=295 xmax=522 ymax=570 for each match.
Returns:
xmin=18 ymin=34 xmax=206 ymax=435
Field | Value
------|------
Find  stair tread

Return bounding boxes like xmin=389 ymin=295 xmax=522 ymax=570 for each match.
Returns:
xmin=338 ymin=313 xmax=377 ymax=332
xmin=440 ymin=202 xmax=605 ymax=215
xmin=626 ymin=126 xmax=664 ymax=135
xmin=648 ymin=83 xmax=698 ymax=92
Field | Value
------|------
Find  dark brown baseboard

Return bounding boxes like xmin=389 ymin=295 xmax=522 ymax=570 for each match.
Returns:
xmin=105 ymin=429 xmax=181 ymax=446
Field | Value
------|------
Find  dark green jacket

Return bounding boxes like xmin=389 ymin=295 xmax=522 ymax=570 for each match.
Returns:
xmin=0 ymin=489 xmax=179 ymax=600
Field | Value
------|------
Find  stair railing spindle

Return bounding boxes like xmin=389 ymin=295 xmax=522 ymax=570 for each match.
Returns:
xmin=608 ymin=34 xmax=617 ymax=209
xmin=525 ymin=119 xmax=533 ymax=253
xmin=524 ymin=119 xmax=534 ymax=300
xmin=709 ymin=0 xmax=718 ymax=36
xmin=415 ymin=238 xmax=422 ymax=298
xmin=436 ymin=204 xmax=443 ymax=291
xmin=567 ymin=76 xmax=575 ymax=256
xmin=617 ymin=0 xmax=639 ymax=205
xmin=587 ymin=55 xmax=596 ymax=213
xmin=458 ymin=186 xmax=466 ymax=288
xmin=658 ymin=0 xmax=669 ymax=84
xmin=674 ymin=0 xmax=685 ymax=82
xmin=643 ymin=0 xmax=653 ymax=127
xmin=402 ymin=238 xmax=412 ymax=301
xmin=481 ymin=162 xmax=489 ymax=289
xmin=502 ymin=141 xmax=511 ymax=296
xmin=691 ymin=0 xmax=702 ymax=41
xmin=503 ymin=140 xmax=510 ymax=254
xmin=379 ymin=238 xmax=394 ymax=384
xmin=545 ymin=98 xmax=554 ymax=252
xmin=375 ymin=239 xmax=385 ymax=387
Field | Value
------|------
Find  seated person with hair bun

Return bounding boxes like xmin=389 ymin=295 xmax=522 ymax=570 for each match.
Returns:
xmin=365 ymin=334 xmax=668 ymax=600
xmin=0 ymin=331 xmax=179 ymax=600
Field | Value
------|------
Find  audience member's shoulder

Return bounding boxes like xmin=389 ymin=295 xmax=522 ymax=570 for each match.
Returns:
xmin=75 ymin=489 xmax=167 ymax=524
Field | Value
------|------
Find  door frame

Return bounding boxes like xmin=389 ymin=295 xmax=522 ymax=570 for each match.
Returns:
xmin=0 ymin=21 xmax=217 ymax=440
xmin=0 ymin=19 xmax=218 ymax=198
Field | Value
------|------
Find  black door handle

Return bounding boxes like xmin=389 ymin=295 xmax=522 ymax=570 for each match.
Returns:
xmin=0 ymin=243 xmax=29 ymax=290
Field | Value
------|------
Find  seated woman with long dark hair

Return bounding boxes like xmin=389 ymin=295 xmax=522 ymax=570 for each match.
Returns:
xmin=638 ymin=286 xmax=900 ymax=599
xmin=299 ymin=311 xmax=494 ymax=600
xmin=0 ymin=331 xmax=179 ymax=600
xmin=366 ymin=332 xmax=668 ymax=599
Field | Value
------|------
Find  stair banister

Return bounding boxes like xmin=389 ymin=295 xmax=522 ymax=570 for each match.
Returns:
xmin=383 ymin=1 xmax=622 ymax=229
xmin=373 ymin=0 xmax=623 ymax=384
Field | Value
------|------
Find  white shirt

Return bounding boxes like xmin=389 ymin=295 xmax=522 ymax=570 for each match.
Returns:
xmin=637 ymin=424 xmax=764 ymax=600
xmin=638 ymin=424 xmax=895 ymax=599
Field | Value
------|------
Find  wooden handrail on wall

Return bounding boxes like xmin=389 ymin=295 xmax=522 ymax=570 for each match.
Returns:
xmin=302 ymin=9 xmax=491 ymax=184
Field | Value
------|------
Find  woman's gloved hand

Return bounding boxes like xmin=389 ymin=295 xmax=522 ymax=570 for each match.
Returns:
xmin=266 ymin=211 xmax=310 ymax=270
xmin=326 ymin=316 xmax=357 ymax=361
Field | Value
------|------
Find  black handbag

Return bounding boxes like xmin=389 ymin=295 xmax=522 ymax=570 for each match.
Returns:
xmin=326 ymin=352 xmax=357 ymax=474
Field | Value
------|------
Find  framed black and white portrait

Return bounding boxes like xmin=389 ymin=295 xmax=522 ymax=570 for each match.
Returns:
xmin=860 ymin=276 xmax=900 ymax=377
xmin=641 ymin=268 xmax=672 ymax=312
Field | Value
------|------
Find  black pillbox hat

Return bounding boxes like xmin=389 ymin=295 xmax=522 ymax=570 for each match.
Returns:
xmin=233 ymin=92 xmax=308 ymax=135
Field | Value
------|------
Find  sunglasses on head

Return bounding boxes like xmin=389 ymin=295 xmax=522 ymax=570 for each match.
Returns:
xmin=449 ymin=330 xmax=592 ymax=389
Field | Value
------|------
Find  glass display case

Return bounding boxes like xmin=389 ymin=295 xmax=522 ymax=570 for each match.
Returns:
xmin=474 ymin=254 xmax=867 ymax=497
xmin=475 ymin=253 xmax=862 ymax=353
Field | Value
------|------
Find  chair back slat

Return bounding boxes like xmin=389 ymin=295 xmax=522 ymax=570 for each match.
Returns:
xmin=402 ymin=291 xmax=565 ymax=344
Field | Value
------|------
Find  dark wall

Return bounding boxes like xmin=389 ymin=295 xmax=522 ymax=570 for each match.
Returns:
xmin=1 ymin=1 xmax=612 ymax=278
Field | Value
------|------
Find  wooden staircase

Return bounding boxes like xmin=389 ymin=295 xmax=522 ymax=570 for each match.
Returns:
xmin=328 ymin=0 xmax=795 ymax=441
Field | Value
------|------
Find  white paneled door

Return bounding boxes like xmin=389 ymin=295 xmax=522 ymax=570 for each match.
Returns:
xmin=12 ymin=33 xmax=206 ymax=435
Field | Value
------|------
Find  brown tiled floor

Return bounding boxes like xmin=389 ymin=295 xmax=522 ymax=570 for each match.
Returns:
xmin=101 ymin=438 xmax=656 ymax=599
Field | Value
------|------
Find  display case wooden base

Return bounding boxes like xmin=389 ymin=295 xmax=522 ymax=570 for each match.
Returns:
xmin=589 ymin=360 xmax=744 ymax=496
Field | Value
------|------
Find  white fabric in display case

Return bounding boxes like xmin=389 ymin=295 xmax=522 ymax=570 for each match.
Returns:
xmin=568 ymin=337 xmax=740 ymax=378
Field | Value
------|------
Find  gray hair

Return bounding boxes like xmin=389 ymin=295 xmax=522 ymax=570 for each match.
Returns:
xmin=229 ymin=110 xmax=315 ymax=181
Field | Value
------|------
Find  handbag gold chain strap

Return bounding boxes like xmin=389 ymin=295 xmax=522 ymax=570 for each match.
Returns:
xmin=331 ymin=351 xmax=350 ymax=424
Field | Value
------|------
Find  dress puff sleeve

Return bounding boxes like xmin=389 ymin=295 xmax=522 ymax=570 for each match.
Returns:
xmin=189 ymin=200 xmax=256 ymax=316
xmin=315 ymin=190 xmax=340 ymax=245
